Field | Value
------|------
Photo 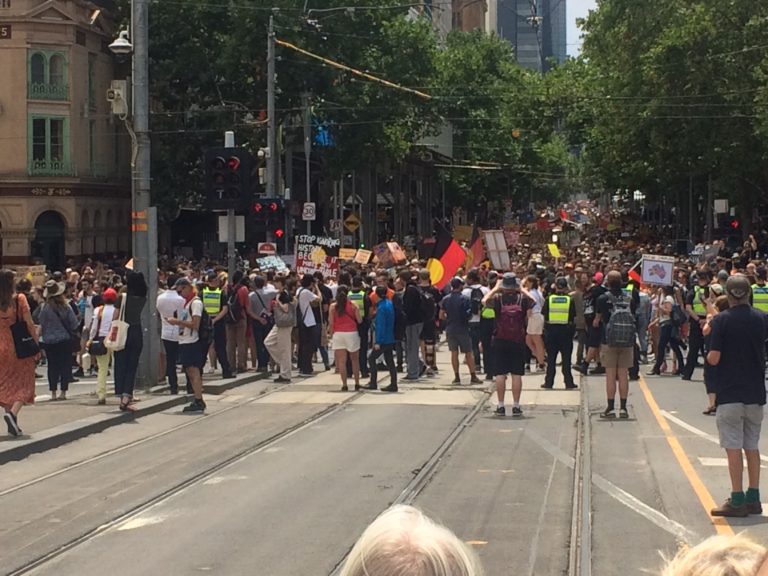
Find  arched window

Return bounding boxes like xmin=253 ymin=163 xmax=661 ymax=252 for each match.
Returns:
xmin=49 ymin=54 xmax=65 ymax=86
xmin=30 ymin=53 xmax=45 ymax=84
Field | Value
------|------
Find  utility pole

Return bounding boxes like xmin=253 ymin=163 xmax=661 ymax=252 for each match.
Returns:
xmin=302 ymin=92 xmax=312 ymax=235
xmin=132 ymin=0 xmax=158 ymax=390
xmin=266 ymin=14 xmax=277 ymax=199
xmin=225 ymin=131 xmax=237 ymax=280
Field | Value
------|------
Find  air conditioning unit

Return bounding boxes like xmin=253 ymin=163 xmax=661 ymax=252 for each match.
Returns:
xmin=106 ymin=80 xmax=129 ymax=116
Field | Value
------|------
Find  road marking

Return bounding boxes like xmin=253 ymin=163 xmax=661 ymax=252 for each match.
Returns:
xmin=202 ymin=475 xmax=249 ymax=485
xmin=116 ymin=514 xmax=168 ymax=531
xmin=639 ymin=376 xmax=734 ymax=536
xmin=466 ymin=540 xmax=488 ymax=546
xmin=525 ymin=428 xmax=699 ymax=544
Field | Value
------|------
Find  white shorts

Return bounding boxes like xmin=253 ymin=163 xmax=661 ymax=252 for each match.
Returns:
xmin=332 ymin=331 xmax=360 ymax=352
xmin=527 ymin=312 xmax=544 ymax=335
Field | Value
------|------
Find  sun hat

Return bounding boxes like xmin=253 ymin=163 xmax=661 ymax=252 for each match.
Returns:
xmin=43 ymin=280 xmax=65 ymax=299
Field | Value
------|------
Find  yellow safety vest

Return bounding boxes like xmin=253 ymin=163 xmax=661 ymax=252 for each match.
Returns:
xmin=622 ymin=283 xmax=635 ymax=300
xmin=202 ymin=288 xmax=222 ymax=315
xmin=348 ymin=290 xmax=366 ymax=316
xmin=752 ymin=284 xmax=768 ymax=313
xmin=547 ymin=294 xmax=571 ymax=325
xmin=692 ymin=286 xmax=707 ymax=315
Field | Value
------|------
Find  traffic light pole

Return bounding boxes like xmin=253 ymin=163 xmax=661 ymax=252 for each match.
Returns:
xmin=225 ymin=131 xmax=237 ymax=280
xmin=266 ymin=15 xmax=277 ymax=199
xmin=303 ymin=92 xmax=311 ymax=235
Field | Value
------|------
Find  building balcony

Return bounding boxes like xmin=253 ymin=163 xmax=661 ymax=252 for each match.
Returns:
xmin=29 ymin=159 xmax=76 ymax=177
xmin=28 ymin=82 xmax=69 ymax=101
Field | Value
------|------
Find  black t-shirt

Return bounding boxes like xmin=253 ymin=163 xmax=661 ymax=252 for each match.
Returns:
xmin=584 ymin=285 xmax=607 ymax=319
xmin=709 ymin=304 xmax=768 ymax=406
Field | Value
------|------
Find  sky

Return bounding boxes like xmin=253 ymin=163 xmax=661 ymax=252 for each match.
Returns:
xmin=567 ymin=0 xmax=597 ymax=56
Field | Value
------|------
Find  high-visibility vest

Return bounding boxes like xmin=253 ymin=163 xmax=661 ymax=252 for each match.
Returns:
xmin=547 ymin=294 xmax=571 ymax=325
xmin=752 ymin=284 xmax=768 ymax=313
xmin=202 ymin=288 xmax=222 ymax=315
xmin=622 ymin=283 xmax=635 ymax=300
xmin=348 ymin=290 xmax=366 ymax=317
xmin=692 ymin=286 xmax=708 ymax=315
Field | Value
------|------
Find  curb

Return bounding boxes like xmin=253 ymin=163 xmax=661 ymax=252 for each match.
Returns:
xmin=0 ymin=372 xmax=269 ymax=466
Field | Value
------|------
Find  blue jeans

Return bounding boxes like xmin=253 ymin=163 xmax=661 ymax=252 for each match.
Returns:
xmin=114 ymin=324 xmax=143 ymax=397
xmin=405 ymin=323 xmax=423 ymax=378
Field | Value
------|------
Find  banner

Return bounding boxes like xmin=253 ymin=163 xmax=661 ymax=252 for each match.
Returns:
xmin=295 ymin=234 xmax=340 ymax=280
xmin=255 ymin=256 xmax=288 ymax=272
xmin=372 ymin=242 xmax=407 ymax=269
xmin=641 ymin=255 xmax=675 ymax=286
xmin=14 ymin=265 xmax=46 ymax=288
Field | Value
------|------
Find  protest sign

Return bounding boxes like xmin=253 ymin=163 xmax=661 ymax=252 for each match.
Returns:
xmin=295 ymin=234 xmax=340 ymax=280
xmin=483 ymin=231 xmax=510 ymax=271
xmin=14 ymin=265 xmax=46 ymax=288
xmin=547 ymin=244 xmax=561 ymax=259
xmin=641 ymin=255 xmax=675 ymax=286
xmin=354 ymin=249 xmax=372 ymax=265
xmin=255 ymin=256 xmax=288 ymax=272
xmin=339 ymin=248 xmax=357 ymax=260
xmin=372 ymin=242 xmax=407 ymax=269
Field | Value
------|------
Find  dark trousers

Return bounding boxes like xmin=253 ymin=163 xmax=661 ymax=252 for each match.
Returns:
xmin=369 ymin=344 xmax=396 ymax=389
xmin=682 ymin=321 xmax=705 ymax=379
xmin=252 ymin=319 xmax=272 ymax=369
xmin=630 ymin=342 xmax=640 ymax=378
xmin=544 ymin=329 xmax=575 ymax=388
xmin=479 ymin=318 xmax=495 ymax=377
xmin=396 ymin=340 xmax=404 ymax=370
xmin=114 ymin=324 xmax=143 ymax=397
xmin=469 ymin=323 xmax=482 ymax=370
xmin=653 ymin=323 xmax=684 ymax=373
xmin=213 ymin=321 xmax=231 ymax=375
xmin=358 ymin=321 xmax=370 ymax=376
xmin=163 ymin=339 xmax=179 ymax=393
xmin=298 ymin=324 xmax=319 ymax=374
xmin=575 ymin=328 xmax=587 ymax=364
xmin=46 ymin=341 xmax=72 ymax=392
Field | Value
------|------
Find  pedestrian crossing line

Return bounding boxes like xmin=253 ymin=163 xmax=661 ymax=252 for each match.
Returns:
xmin=638 ymin=376 xmax=734 ymax=536
xmin=698 ymin=457 xmax=768 ymax=469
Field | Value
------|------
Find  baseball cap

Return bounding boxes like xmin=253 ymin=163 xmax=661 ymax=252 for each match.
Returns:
xmin=726 ymin=274 xmax=750 ymax=299
xmin=102 ymin=288 xmax=118 ymax=303
xmin=593 ymin=272 xmax=604 ymax=284
xmin=555 ymin=277 xmax=568 ymax=290
xmin=501 ymin=272 xmax=518 ymax=290
xmin=717 ymin=270 xmax=730 ymax=282
xmin=450 ymin=277 xmax=464 ymax=290
xmin=173 ymin=277 xmax=191 ymax=290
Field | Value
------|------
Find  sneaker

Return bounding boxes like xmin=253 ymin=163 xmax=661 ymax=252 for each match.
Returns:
xmin=600 ymin=408 xmax=616 ymax=419
xmin=73 ymin=368 xmax=84 ymax=378
xmin=469 ymin=376 xmax=483 ymax=385
xmin=274 ymin=376 xmax=291 ymax=383
xmin=485 ymin=374 xmax=494 ymax=381
xmin=361 ymin=384 xmax=378 ymax=390
xmin=619 ymin=408 xmax=629 ymax=419
xmin=182 ymin=399 xmax=206 ymax=413
xmin=628 ymin=373 xmax=639 ymax=381
xmin=746 ymin=500 xmax=763 ymax=515
xmin=222 ymin=372 xmax=237 ymax=379
xmin=565 ymin=384 xmax=578 ymax=390
xmin=4 ymin=412 xmax=20 ymax=437
xmin=573 ymin=363 xmax=588 ymax=375
xmin=494 ymin=406 xmax=506 ymax=417
xmin=511 ymin=406 xmax=523 ymax=417
xmin=452 ymin=377 xmax=461 ymax=385
xmin=380 ymin=385 xmax=398 ymax=393
xmin=540 ymin=384 xmax=553 ymax=389
xmin=711 ymin=498 xmax=748 ymax=518
xmin=419 ymin=364 xmax=428 ymax=377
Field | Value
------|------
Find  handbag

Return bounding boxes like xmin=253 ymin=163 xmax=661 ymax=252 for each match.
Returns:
xmin=254 ymin=292 xmax=275 ymax=330
xmin=274 ymin=301 xmax=297 ymax=328
xmin=10 ymin=296 xmax=39 ymax=359
xmin=104 ymin=299 xmax=128 ymax=352
xmin=88 ymin=307 xmax=108 ymax=356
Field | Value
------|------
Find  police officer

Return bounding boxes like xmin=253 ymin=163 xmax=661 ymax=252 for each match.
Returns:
xmin=479 ymin=271 xmax=498 ymax=380
xmin=541 ymin=277 xmax=578 ymax=389
xmin=750 ymin=267 xmax=768 ymax=313
xmin=202 ymin=273 xmax=234 ymax=379
xmin=348 ymin=276 xmax=371 ymax=378
xmin=681 ymin=271 xmax=710 ymax=380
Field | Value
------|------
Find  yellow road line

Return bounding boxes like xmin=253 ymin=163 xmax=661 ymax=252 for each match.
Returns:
xmin=638 ymin=375 xmax=734 ymax=536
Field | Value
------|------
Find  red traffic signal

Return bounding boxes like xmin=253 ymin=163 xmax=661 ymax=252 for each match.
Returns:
xmin=227 ymin=156 xmax=241 ymax=171
xmin=274 ymin=228 xmax=285 ymax=239
xmin=730 ymin=219 xmax=740 ymax=229
xmin=253 ymin=202 xmax=264 ymax=213
xmin=268 ymin=201 xmax=279 ymax=212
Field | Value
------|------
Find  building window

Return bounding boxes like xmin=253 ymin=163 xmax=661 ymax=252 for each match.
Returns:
xmin=76 ymin=30 xmax=86 ymax=46
xmin=27 ymin=50 xmax=69 ymax=101
xmin=29 ymin=116 xmax=73 ymax=176
xmin=88 ymin=53 xmax=97 ymax=111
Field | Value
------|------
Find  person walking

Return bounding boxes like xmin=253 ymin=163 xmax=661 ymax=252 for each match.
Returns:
xmin=648 ymin=285 xmax=685 ymax=376
xmin=595 ymin=270 xmax=638 ymax=419
xmin=88 ymin=287 xmax=117 ymax=404
xmin=265 ymin=285 xmax=296 ymax=383
xmin=157 ymin=274 xmax=185 ymax=394
xmin=399 ymin=270 xmax=425 ymax=381
xmin=167 ymin=278 xmax=207 ymax=413
xmin=0 ymin=269 xmax=37 ymax=436
xmin=707 ymin=274 xmax=768 ymax=517
xmin=483 ymin=273 xmax=532 ymax=417
xmin=113 ymin=271 xmax=147 ymax=411
xmin=440 ymin=277 xmax=482 ymax=385
xmin=541 ymin=277 xmax=578 ymax=390
xmin=681 ymin=271 xmax=711 ymax=380
xmin=366 ymin=285 xmax=398 ymax=392
xmin=418 ymin=269 xmax=441 ymax=377
xmin=39 ymin=280 xmax=79 ymax=401
xmin=463 ymin=269 xmax=489 ymax=373
xmin=329 ymin=286 xmax=362 ymax=392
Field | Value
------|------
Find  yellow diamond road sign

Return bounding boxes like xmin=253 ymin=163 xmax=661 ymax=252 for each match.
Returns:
xmin=345 ymin=213 xmax=361 ymax=233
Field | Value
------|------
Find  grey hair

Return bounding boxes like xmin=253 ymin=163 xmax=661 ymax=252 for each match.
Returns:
xmin=660 ymin=534 xmax=766 ymax=576
xmin=339 ymin=505 xmax=484 ymax=576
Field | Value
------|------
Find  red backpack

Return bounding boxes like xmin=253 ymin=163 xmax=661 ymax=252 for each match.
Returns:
xmin=494 ymin=293 xmax=526 ymax=343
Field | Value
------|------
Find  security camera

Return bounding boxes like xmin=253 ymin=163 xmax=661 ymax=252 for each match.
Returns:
xmin=106 ymin=89 xmax=117 ymax=102
xmin=108 ymin=29 xmax=133 ymax=56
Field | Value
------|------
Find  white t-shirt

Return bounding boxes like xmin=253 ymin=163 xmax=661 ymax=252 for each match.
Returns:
xmin=179 ymin=298 xmax=203 ymax=345
xmin=89 ymin=304 xmax=115 ymax=339
xmin=296 ymin=288 xmax=318 ymax=328
xmin=157 ymin=289 xmax=186 ymax=342
xmin=80 ymin=292 xmax=95 ymax=329
xmin=462 ymin=284 xmax=490 ymax=323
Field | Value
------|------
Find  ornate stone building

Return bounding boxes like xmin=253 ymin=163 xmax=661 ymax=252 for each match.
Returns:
xmin=0 ymin=0 xmax=130 ymax=270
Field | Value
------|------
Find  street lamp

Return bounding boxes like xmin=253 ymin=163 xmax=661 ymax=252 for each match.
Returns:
xmin=109 ymin=0 xmax=158 ymax=392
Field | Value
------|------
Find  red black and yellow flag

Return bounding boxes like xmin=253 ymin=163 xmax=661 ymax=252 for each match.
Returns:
xmin=427 ymin=223 xmax=466 ymax=289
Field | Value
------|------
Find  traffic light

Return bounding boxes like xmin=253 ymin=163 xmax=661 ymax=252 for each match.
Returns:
xmin=204 ymin=147 xmax=253 ymax=210
xmin=253 ymin=198 xmax=285 ymax=241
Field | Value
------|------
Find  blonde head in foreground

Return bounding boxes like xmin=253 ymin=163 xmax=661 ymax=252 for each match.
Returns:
xmin=340 ymin=505 xmax=484 ymax=576
xmin=662 ymin=534 xmax=767 ymax=576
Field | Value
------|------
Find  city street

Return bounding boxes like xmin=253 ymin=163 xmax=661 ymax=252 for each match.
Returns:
xmin=2 ymin=349 xmax=767 ymax=575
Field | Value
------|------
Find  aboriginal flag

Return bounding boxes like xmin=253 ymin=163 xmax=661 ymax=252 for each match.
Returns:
xmin=427 ymin=223 xmax=466 ymax=290
xmin=628 ymin=259 xmax=642 ymax=285
xmin=468 ymin=220 xmax=485 ymax=269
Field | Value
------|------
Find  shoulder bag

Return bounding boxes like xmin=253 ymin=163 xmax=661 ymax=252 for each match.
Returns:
xmin=50 ymin=305 xmax=82 ymax=353
xmin=88 ymin=307 xmax=108 ymax=356
xmin=105 ymin=300 xmax=128 ymax=352
xmin=11 ymin=296 xmax=39 ymax=359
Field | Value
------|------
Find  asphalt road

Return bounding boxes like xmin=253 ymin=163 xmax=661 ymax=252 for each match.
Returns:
xmin=3 ymin=354 xmax=768 ymax=576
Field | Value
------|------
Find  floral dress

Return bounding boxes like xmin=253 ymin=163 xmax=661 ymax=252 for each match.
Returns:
xmin=0 ymin=294 xmax=36 ymax=408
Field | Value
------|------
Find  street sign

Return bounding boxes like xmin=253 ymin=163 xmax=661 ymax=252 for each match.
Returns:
xmin=217 ymin=215 xmax=245 ymax=243
xmin=302 ymin=202 xmax=316 ymax=221
xmin=344 ymin=213 xmax=361 ymax=233
xmin=258 ymin=242 xmax=277 ymax=255
xmin=329 ymin=219 xmax=342 ymax=233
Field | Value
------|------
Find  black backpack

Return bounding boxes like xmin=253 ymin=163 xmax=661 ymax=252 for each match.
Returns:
xmin=420 ymin=288 xmax=436 ymax=325
xmin=226 ymin=285 xmax=243 ymax=323
xmin=198 ymin=302 xmax=212 ymax=343
xmin=469 ymin=287 xmax=484 ymax=316
xmin=393 ymin=292 xmax=407 ymax=341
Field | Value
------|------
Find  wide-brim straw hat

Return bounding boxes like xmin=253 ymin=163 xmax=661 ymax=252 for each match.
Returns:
xmin=43 ymin=280 xmax=65 ymax=299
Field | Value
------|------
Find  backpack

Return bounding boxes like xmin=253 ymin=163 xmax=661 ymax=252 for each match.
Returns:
xmin=198 ymin=302 xmax=213 ymax=343
xmin=670 ymin=303 xmax=687 ymax=327
xmin=469 ymin=287 xmax=484 ymax=316
xmin=226 ymin=285 xmax=243 ymax=323
xmin=420 ymin=288 xmax=436 ymax=325
xmin=605 ymin=293 xmax=636 ymax=347
xmin=494 ymin=293 xmax=526 ymax=343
